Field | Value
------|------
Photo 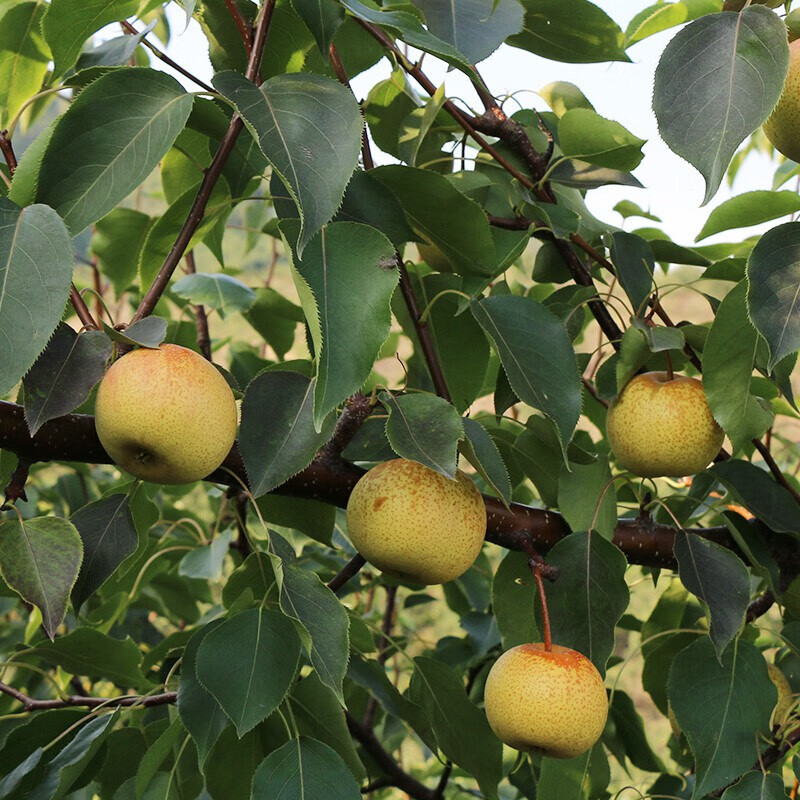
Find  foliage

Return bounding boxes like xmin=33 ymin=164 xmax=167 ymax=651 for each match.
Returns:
xmin=0 ymin=0 xmax=799 ymax=798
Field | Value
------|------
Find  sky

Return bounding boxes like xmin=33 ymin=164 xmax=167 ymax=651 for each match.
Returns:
xmin=149 ymin=0 xmax=780 ymax=247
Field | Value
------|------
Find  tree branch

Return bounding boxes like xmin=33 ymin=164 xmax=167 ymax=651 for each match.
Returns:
xmin=1 ymin=400 xmax=786 ymax=574
xmin=223 ymin=0 xmax=253 ymax=56
xmin=130 ymin=0 xmax=276 ymax=324
xmin=120 ymin=20 xmax=214 ymax=93
xmin=0 ymin=681 xmax=176 ymax=711
xmin=69 ymin=284 xmax=99 ymax=331
xmin=345 ymin=709 xmax=437 ymax=800
xmin=184 ymin=251 xmax=212 ymax=360
xmin=0 ymin=129 xmax=18 ymax=173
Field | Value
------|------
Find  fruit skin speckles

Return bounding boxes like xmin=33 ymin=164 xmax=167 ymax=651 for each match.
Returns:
xmin=345 ymin=458 xmax=486 ymax=585
xmin=484 ymin=643 xmax=608 ymax=759
xmin=606 ymin=372 xmax=724 ymax=478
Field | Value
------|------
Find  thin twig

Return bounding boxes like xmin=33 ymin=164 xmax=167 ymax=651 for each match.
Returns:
xmin=129 ymin=0 xmax=275 ymax=324
xmin=70 ymin=285 xmax=99 ymax=330
xmin=120 ymin=20 xmax=214 ymax=93
xmin=327 ymin=554 xmax=367 ymax=593
xmin=223 ymin=0 xmax=253 ymax=56
xmin=184 ymin=252 xmax=212 ymax=360
xmin=0 ymin=681 xmax=176 ymax=711
xmin=0 ymin=130 xmax=17 ymax=173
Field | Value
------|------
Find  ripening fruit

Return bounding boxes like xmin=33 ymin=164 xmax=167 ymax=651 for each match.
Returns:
xmin=764 ymin=39 xmax=800 ymax=162
xmin=95 ymin=344 xmax=237 ymax=484
xmin=484 ymin=644 xmax=608 ymax=759
xmin=345 ymin=458 xmax=486 ymax=585
xmin=606 ymin=372 xmax=724 ymax=478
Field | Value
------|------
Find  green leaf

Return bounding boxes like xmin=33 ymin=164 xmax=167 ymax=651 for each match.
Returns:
xmin=27 ymin=627 xmax=149 ymax=688
xmin=609 ymin=231 xmax=655 ymax=317
xmin=708 ymin=460 xmax=800 ymax=535
xmin=196 ymin=608 xmax=301 ymax=736
xmin=284 ymin=221 xmax=397 ymax=428
xmin=491 ymin=550 xmax=539 ymax=648
xmin=42 ymin=0 xmax=138 ymax=76
xmin=35 ymin=68 xmax=194 ymax=234
xmin=545 ymin=532 xmax=629 ymax=674
xmin=269 ymin=535 xmax=350 ymax=702
xmin=410 ymin=656 xmax=502 ymax=799
xmin=381 ymin=392 xmax=463 ymax=478
xmin=173 ymin=273 xmax=256 ymax=317
xmin=668 ymin=637 xmax=775 ymax=797
xmin=616 ymin=327 xmax=651 ymax=391
xmin=0 ymin=516 xmax=82 ymax=639
xmin=539 ymin=80 xmax=596 ymax=116
xmin=290 ymin=0 xmax=344 ymax=54
xmin=703 ymin=280 xmax=772 ymax=452
xmin=460 ymin=417 xmax=511 ymax=505
xmin=558 ymin=109 xmax=645 ymax=171
xmin=536 ymin=744 xmax=609 ymax=800
xmin=71 ymin=493 xmax=138 ymax=609
xmin=372 ymin=165 xmax=497 ymax=277
xmin=289 ymin=673 xmax=365 ymax=780
xmin=697 ymin=190 xmax=800 ymax=240
xmin=557 ymin=457 xmax=617 ymax=540
xmin=397 ymin=84 xmax=447 ymax=168
xmin=0 ymin=199 xmax=74 ymax=397
xmin=746 ymin=221 xmax=800 ymax=370
xmin=23 ymin=324 xmax=111 ymax=436
xmin=27 ymin=712 xmax=118 ymax=800
xmin=338 ymin=0 xmax=472 ymax=72
xmin=722 ymin=771 xmax=790 ymax=799
xmin=250 ymin=736 xmax=360 ymax=800
xmin=0 ymin=748 xmax=43 ymax=799
xmin=410 ymin=0 xmax=524 ymax=64
xmin=625 ymin=0 xmax=719 ymax=46
xmin=91 ymin=209 xmax=153 ymax=299
xmin=135 ymin=717 xmax=184 ymax=798
xmin=0 ymin=2 xmax=50 ymax=128
xmin=213 ymin=71 xmax=362 ymax=255
xmin=471 ymin=295 xmax=582 ymax=457
xmin=177 ymin=620 xmax=228 ymax=766
xmin=243 ymin=287 xmax=303 ymax=360
xmin=613 ymin=200 xmax=660 ymax=222
xmin=674 ymin=531 xmax=750 ymax=657
xmin=179 ymin=530 xmax=234 ymax=580
xmin=606 ymin=690 xmax=664 ymax=773
xmin=102 ymin=318 xmax=167 ymax=350
xmin=508 ymin=0 xmax=629 ymax=63
xmin=239 ymin=370 xmax=336 ymax=497
xmin=652 ymin=6 xmax=789 ymax=204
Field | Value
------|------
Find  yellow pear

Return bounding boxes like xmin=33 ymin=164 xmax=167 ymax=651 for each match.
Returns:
xmin=606 ymin=372 xmax=724 ymax=478
xmin=484 ymin=643 xmax=608 ymax=759
xmin=95 ymin=344 xmax=237 ymax=484
xmin=764 ymin=39 xmax=800 ymax=162
xmin=345 ymin=458 xmax=486 ymax=585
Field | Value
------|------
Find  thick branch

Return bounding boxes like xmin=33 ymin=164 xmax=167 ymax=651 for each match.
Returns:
xmin=130 ymin=0 xmax=275 ymax=323
xmin=184 ymin=252 xmax=212 ymax=360
xmin=0 ymin=400 xmax=781 ymax=573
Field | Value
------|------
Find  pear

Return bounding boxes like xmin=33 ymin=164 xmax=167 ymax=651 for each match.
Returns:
xmin=606 ymin=372 xmax=724 ymax=478
xmin=764 ymin=39 xmax=800 ymax=162
xmin=346 ymin=458 xmax=486 ymax=585
xmin=95 ymin=344 xmax=237 ymax=484
xmin=484 ymin=643 xmax=608 ymax=759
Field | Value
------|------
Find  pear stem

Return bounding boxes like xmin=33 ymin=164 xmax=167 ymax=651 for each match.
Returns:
xmin=664 ymin=349 xmax=674 ymax=381
xmin=520 ymin=538 xmax=554 ymax=652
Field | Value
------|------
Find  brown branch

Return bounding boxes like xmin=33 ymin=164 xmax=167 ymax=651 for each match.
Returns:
xmin=2 ymin=456 xmax=30 ymax=508
xmin=69 ymin=284 xmax=99 ymax=330
xmin=315 ymin=393 xmax=373 ymax=465
xmin=345 ymin=709 xmax=437 ymax=800
xmin=130 ymin=0 xmax=276 ymax=324
xmin=0 ymin=400 xmax=781 ymax=574
xmin=120 ymin=21 xmax=214 ymax=93
xmin=329 ymin=44 xmax=374 ymax=170
xmin=327 ymin=554 xmax=367 ymax=593
xmin=363 ymin=585 xmax=398 ymax=726
xmin=184 ymin=252 xmax=212 ymax=360
xmin=0 ymin=129 xmax=17 ymax=173
xmin=223 ymin=0 xmax=253 ymax=56
xmin=745 ymin=590 xmax=775 ymax=624
xmin=0 ymin=681 xmax=176 ymax=711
